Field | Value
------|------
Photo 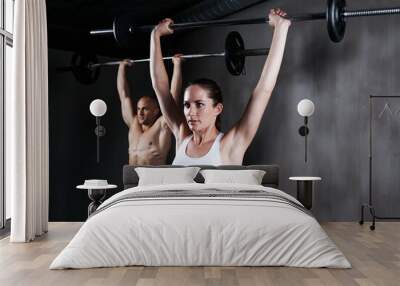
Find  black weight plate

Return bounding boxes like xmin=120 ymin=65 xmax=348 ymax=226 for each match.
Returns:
xmin=71 ymin=53 xmax=100 ymax=85
xmin=327 ymin=0 xmax=346 ymax=42
xmin=225 ymin=31 xmax=245 ymax=76
xmin=113 ymin=14 xmax=139 ymax=48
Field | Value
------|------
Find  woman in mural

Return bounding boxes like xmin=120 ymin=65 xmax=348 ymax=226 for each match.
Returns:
xmin=150 ymin=9 xmax=291 ymax=165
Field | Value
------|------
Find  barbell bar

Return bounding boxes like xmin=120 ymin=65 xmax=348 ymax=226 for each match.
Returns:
xmin=89 ymin=48 xmax=269 ymax=69
xmin=90 ymin=0 xmax=400 ymax=44
xmin=57 ymin=31 xmax=269 ymax=84
xmin=89 ymin=52 xmax=226 ymax=69
xmin=126 ymin=13 xmax=325 ymax=34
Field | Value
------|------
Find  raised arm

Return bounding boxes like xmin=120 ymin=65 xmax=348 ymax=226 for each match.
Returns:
xmin=225 ymin=9 xmax=291 ymax=154
xmin=117 ymin=60 xmax=136 ymax=127
xmin=171 ymin=54 xmax=183 ymax=106
xmin=150 ymin=19 xmax=187 ymax=137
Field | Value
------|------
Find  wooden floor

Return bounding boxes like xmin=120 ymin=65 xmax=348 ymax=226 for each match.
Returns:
xmin=0 ymin=222 xmax=399 ymax=286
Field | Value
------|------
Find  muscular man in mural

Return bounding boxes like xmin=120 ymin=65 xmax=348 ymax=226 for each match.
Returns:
xmin=117 ymin=55 xmax=183 ymax=165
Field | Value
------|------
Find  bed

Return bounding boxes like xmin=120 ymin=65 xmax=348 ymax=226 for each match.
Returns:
xmin=50 ymin=165 xmax=351 ymax=269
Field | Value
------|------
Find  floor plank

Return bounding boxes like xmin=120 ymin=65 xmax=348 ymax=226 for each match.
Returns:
xmin=0 ymin=222 xmax=399 ymax=286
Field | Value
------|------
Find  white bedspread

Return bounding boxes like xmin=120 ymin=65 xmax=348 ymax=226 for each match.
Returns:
xmin=50 ymin=183 xmax=351 ymax=269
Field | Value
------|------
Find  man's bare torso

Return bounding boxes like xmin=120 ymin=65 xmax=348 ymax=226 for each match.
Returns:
xmin=128 ymin=116 xmax=171 ymax=165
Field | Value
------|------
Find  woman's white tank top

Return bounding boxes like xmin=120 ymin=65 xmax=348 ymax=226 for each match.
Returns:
xmin=172 ymin=133 xmax=224 ymax=166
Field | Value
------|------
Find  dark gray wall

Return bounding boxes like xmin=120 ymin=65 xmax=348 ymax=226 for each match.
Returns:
xmin=48 ymin=0 xmax=400 ymax=221
xmin=370 ymin=97 xmax=400 ymax=219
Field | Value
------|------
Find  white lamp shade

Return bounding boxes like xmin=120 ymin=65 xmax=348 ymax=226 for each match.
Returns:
xmin=89 ymin=99 xmax=107 ymax=117
xmin=297 ymin=99 xmax=315 ymax=117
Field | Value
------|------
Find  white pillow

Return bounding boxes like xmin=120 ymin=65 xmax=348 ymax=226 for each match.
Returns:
xmin=200 ymin=169 xmax=266 ymax=185
xmin=135 ymin=167 xmax=200 ymax=186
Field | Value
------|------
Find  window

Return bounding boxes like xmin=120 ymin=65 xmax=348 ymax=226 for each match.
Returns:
xmin=5 ymin=0 xmax=13 ymax=33
xmin=5 ymin=43 xmax=11 ymax=220
xmin=1 ymin=0 xmax=14 ymax=230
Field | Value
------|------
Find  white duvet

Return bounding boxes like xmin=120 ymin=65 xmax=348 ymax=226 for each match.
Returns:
xmin=50 ymin=183 xmax=351 ymax=269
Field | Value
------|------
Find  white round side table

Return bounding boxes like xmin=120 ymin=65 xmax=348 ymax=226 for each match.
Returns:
xmin=76 ymin=184 xmax=117 ymax=217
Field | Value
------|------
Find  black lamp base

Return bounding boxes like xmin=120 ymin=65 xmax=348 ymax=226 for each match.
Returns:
xmin=298 ymin=126 xmax=309 ymax=136
xmin=95 ymin=126 xmax=106 ymax=136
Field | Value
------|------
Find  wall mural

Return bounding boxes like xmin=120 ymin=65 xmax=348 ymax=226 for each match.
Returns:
xmin=56 ymin=12 xmax=292 ymax=167
xmin=111 ymin=11 xmax=292 ymax=166
xmin=48 ymin=0 xmax=400 ymax=222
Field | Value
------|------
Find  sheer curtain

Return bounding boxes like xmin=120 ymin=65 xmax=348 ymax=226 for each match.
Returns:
xmin=7 ymin=0 xmax=49 ymax=242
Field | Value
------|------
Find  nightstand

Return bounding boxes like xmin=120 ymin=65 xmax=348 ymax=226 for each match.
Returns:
xmin=289 ymin=177 xmax=321 ymax=210
xmin=76 ymin=182 xmax=117 ymax=217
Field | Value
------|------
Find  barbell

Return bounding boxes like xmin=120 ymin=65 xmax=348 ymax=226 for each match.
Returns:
xmin=90 ymin=0 xmax=400 ymax=44
xmin=56 ymin=31 xmax=269 ymax=84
